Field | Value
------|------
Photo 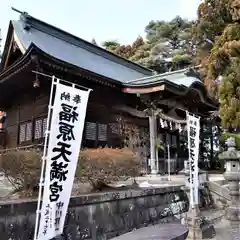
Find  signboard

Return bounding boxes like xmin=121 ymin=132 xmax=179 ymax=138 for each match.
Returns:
xmin=37 ymin=82 xmax=90 ymax=239
xmin=186 ymin=112 xmax=200 ymax=207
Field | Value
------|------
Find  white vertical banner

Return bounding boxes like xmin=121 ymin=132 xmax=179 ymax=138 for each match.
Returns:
xmin=37 ymin=82 xmax=90 ymax=239
xmin=186 ymin=112 xmax=200 ymax=208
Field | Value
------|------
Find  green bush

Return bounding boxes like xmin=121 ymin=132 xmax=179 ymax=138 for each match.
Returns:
xmin=76 ymin=147 xmax=140 ymax=191
xmin=0 ymin=147 xmax=140 ymax=196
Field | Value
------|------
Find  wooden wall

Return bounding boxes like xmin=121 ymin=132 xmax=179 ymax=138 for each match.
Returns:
xmin=4 ymin=82 xmax=148 ymax=149
xmin=5 ymin=91 xmax=49 ymax=148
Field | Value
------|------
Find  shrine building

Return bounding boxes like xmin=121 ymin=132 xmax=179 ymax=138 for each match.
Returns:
xmin=0 ymin=11 xmax=217 ymax=173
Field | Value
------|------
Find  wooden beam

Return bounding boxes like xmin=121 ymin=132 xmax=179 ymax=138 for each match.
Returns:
xmin=114 ymin=105 xmax=147 ymax=118
xmin=114 ymin=105 xmax=186 ymax=123
xmin=158 ymin=99 xmax=186 ymax=110
xmin=13 ymin=31 xmax=26 ymax=54
xmin=123 ymin=85 xmax=165 ymax=94
xmin=3 ymin=34 xmax=14 ymax=70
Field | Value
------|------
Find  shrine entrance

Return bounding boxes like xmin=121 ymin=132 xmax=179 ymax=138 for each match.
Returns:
xmin=122 ymin=68 xmax=218 ymax=175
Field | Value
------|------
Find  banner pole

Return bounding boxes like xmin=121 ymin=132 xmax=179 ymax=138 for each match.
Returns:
xmin=32 ymin=70 xmax=92 ymax=91
xmin=167 ymin=144 xmax=171 ymax=181
xmin=36 ymin=81 xmax=91 ymax=239
xmin=33 ymin=76 xmax=57 ymax=240
xmin=194 ymin=114 xmax=200 ymax=206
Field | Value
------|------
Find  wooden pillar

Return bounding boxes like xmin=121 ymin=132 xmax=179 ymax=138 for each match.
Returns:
xmin=149 ymin=108 xmax=157 ymax=175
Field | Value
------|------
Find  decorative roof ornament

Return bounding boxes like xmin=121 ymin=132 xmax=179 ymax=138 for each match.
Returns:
xmin=91 ymin=38 xmax=98 ymax=45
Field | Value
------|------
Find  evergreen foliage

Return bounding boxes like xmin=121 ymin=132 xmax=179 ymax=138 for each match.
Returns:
xmin=102 ymin=17 xmax=195 ymax=73
xmin=194 ymin=0 xmax=240 ymax=130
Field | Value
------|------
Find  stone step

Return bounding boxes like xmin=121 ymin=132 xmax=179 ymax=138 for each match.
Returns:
xmin=208 ymin=181 xmax=230 ymax=201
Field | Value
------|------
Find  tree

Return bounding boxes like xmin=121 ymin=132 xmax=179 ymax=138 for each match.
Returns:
xmin=194 ymin=0 xmax=240 ymax=130
xmin=102 ymin=40 xmax=120 ymax=52
xmin=194 ymin=0 xmax=232 ymax=44
xmin=140 ymin=16 xmax=195 ymax=72
xmin=102 ymin=36 xmax=145 ymax=60
xmin=193 ymin=0 xmax=233 ymax=91
xmin=102 ymin=17 xmax=195 ymax=72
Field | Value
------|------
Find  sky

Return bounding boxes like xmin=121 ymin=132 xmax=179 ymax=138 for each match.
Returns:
xmin=0 ymin=0 xmax=202 ymax=50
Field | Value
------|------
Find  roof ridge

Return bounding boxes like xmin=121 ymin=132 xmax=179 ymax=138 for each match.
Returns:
xmin=126 ymin=68 xmax=188 ymax=84
xmin=19 ymin=12 xmax=153 ymax=75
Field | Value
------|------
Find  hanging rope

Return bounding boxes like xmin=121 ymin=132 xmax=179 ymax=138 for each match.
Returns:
xmin=158 ymin=112 xmax=187 ymax=124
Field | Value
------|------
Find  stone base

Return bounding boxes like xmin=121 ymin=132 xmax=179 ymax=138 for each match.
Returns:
xmin=186 ymin=206 xmax=202 ymax=240
xmin=201 ymin=217 xmax=216 ymax=239
xmin=186 ymin=206 xmax=216 ymax=239
xmin=111 ymin=223 xmax=188 ymax=240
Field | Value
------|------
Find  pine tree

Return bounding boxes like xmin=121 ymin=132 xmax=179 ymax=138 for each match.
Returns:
xmin=102 ymin=17 xmax=195 ymax=72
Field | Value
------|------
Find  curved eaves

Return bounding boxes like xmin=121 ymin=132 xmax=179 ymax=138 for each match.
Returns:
xmin=0 ymin=43 xmax=36 ymax=83
xmin=0 ymin=22 xmax=14 ymax=72
xmin=188 ymin=81 xmax=218 ymax=107
xmin=165 ymin=80 xmax=217 ymax=108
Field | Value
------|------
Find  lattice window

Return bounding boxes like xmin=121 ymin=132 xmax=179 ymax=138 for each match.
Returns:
xmin=34 ymin=117 xmax=48 ymax=140
xmin=19 ymin=124 xmax=26 ymax=143
xmin=19 ymin=121 xmax=32 ymax=143
xmin=35 ymin=119 xmax=42 ymax=139
xmin=26 ymin=122 xmax=32 ymax=141
xmin=86 ymin=122 xmax=97 ymax=140
xmin=98 ymin=124 xmax=107 ymax=141
xmin=43 ymin=118 xmax=47 ymax=137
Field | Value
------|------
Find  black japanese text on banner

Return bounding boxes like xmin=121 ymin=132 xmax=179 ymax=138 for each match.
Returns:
xmin=186 ymin=112 xmax=200 ymax=208
xmin=37 ymin=83 xmax=90 ymax=239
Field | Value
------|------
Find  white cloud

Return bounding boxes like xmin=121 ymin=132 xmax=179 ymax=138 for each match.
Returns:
xmin=179 ymin=0 xmax=202 ymax=20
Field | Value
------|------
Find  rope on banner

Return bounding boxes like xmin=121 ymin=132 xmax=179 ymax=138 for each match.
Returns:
xmin=32 ymin=70 xmax=93 ymax=92
xmin=34 ymin=75 xmax=57 ymax=240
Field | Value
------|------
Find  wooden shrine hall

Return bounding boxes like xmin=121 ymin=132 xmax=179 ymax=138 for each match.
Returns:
xmin=0 ymin=11 xmax=217 ymax=173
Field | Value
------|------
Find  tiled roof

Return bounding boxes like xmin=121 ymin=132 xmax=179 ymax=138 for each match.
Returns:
xmin=6 ymin=12 xmax=204 ymax=89
xmin=11 ymin=13 xmax=153 ymax=83
xmin=125 ymin=68 xmax=203 ymax=88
